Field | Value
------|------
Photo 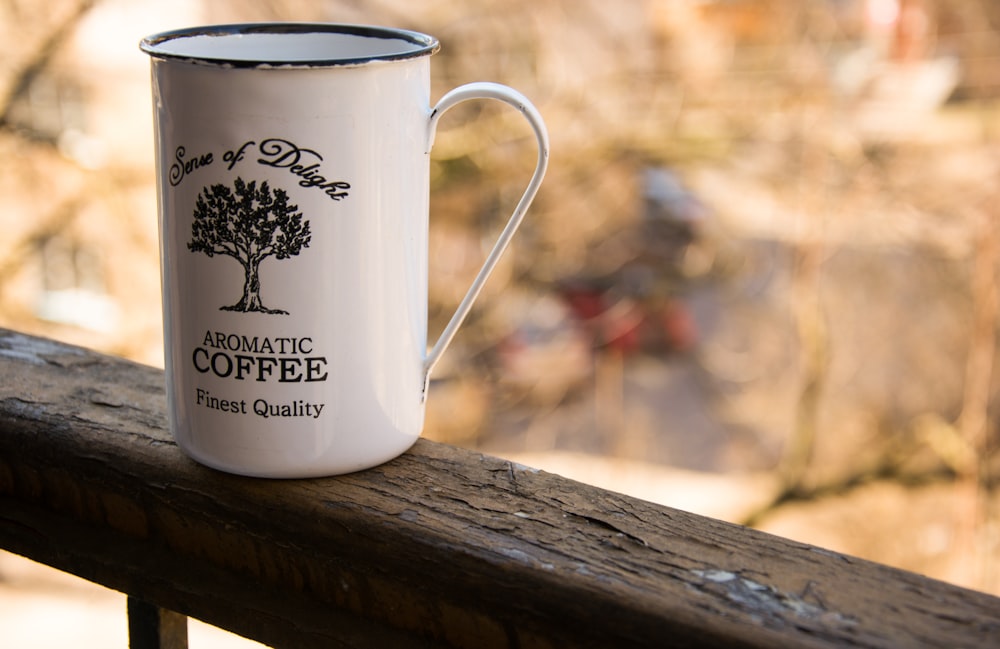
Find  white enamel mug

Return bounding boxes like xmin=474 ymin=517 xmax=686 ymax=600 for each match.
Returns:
xmin=140 ymin=24 xmax=548 ymax=477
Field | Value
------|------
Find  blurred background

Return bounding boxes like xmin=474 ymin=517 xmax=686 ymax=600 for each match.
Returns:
xmin=2 ymin=0 xmax=999 ymax=645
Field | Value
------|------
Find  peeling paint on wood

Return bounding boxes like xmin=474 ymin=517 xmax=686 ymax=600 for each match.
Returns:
xmin=689 ymin=569 xmax=858 ymax=627
xmin=0 ymin=330 xmax=84 ymax=365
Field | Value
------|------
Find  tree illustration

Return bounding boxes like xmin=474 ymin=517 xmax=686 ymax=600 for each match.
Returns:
xmin=188 ymin=177 xmax=311 ymax=314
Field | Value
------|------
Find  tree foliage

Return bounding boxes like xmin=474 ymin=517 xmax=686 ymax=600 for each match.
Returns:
xmin=189 ymin=177 xmax=310 ymax=313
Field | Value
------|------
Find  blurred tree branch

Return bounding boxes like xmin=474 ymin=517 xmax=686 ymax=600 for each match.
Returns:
xmin=0 ymin=0 xmax=98 ymax=135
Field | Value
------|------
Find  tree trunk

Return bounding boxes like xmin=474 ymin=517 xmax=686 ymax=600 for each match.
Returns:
xmin=229 ymin=258 xmax=264 ymax=312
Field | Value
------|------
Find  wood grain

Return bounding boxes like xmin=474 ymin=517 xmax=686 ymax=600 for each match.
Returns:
xmin=0 ymin=328 xmax=997 ymax=648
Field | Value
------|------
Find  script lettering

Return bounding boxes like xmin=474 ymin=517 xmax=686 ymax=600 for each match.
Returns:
xmin=169 ymin=146 xmax=214 ymax=186
xmin=255 ymin=138 xmax=351 ymax=200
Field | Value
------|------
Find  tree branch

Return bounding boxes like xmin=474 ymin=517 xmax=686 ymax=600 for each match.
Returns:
xmin=0 ymin=0 xmax=100 ymax=133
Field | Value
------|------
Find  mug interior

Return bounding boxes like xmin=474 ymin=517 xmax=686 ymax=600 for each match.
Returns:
xmin=140 ymin=23 xmax=439 ymax=67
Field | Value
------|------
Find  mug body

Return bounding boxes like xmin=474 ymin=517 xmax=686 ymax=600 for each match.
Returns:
xmin=144 ymin=25 xmax=437 ymax=477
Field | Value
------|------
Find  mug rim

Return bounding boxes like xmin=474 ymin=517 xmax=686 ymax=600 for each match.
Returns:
xmin=140 ymin=22 xmax=440 ymax=68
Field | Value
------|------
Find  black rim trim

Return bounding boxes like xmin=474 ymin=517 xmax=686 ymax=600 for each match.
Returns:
xmin=139 ymin=23 xmax=440 ymax=67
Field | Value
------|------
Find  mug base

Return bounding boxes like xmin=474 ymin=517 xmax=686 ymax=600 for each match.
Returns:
xmin=176 ymin=437 xmax=420 ymax=479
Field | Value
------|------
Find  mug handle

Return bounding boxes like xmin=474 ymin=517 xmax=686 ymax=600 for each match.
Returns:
xmin=423 ymin=82 xmax=550 ymax=379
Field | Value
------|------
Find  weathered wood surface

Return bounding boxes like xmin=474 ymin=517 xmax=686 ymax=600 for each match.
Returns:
xmin=0 ymin=328 xmax=997 ymax=649
xmin=128 ymin=597 xmax=189 ymax=649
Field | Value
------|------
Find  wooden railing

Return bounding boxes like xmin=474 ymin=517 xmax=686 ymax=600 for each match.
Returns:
xmin=1 ymin=327 xmax=998 ymax=648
